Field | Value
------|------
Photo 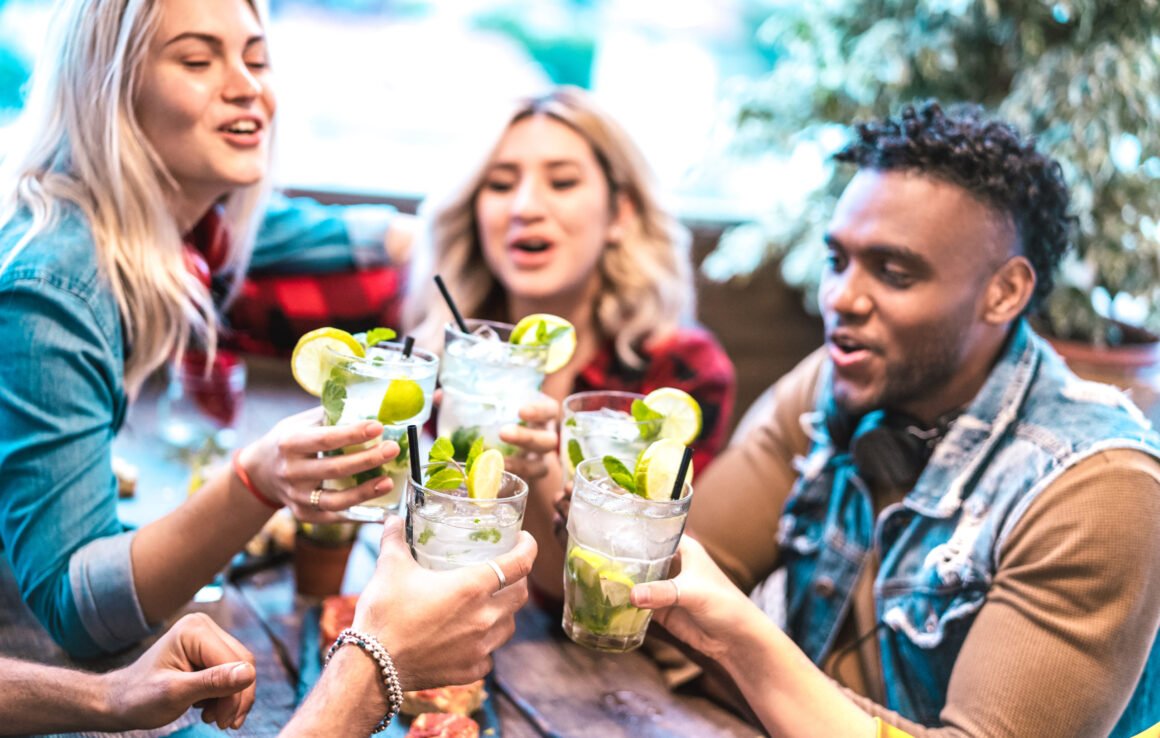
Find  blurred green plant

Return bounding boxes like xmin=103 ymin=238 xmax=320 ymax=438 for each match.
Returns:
xmin=706 ymin=0 xmax=1160 ymax=346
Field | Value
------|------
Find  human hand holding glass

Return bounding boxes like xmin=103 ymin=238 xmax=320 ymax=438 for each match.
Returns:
xmin=562 ymin=448 xmax=693 ymax=653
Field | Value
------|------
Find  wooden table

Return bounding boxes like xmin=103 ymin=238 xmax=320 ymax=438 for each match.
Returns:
xmin=2 ymin=356 xmax=760 ymax=737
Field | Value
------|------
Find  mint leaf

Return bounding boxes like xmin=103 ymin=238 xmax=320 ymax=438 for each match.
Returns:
xmin=568 ymin=439 xmax=585 ymax=470
xmin=536 ymin=320 xmax=548 ymax=343
xmin=468 ymin=527 xmax=501 ymax=544
xmin=393 ymin=429 xmax=410 ymax=464
xmin=450 ymin=426 xmax=482 ymax=462
xmin=632 ymin=399 xmax=664 ymax=441
xmin=430 ymin=436 xmax=455 ymax=463
xmin=465 ymin=436 xmax=485 ymax=474
xmin=631 ymin=399 xmax=664 ymax=423
xmin=321 ymin=377 xmax=347 ymax=425
xmin=366 ymin=327 xmax=397 ymax=346
xmin=546 ymin=325 xmax=571 ymax=341
xmin=418 ymin=528 xmax=434 ymax=545
xmin=602 ymin=455 xmax=636 ymax=495
xmin=425 ymin=466 xmax=465 ymax=490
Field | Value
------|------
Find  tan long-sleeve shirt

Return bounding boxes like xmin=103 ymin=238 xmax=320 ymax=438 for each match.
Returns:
xmin=689 ymin=349 xmax=1160 ymax=736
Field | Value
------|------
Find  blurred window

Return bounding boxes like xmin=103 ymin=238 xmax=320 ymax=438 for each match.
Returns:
xmin=0 ymin=0 xmax=780 ymax=218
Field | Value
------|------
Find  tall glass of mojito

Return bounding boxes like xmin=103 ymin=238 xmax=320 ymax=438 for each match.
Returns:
xmin=405 ymin=440 xmax=528 ymax=569
xmin=436 ymin=319 xmax=549 ymax=458
xmin=320 ymin=340 xmax=438 ymax=521
xmin=290 ymin=326 xmax=440 ymax=521
xmin=562 ymin=450 xmax=693 ymax=653
xmin=561 ymin=388 xmax=704 ymax=478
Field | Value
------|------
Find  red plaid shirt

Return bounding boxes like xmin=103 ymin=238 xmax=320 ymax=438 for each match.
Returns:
xmin=225 ymin=266 xmax=404 ymax=356
xmin=575 ymin=327 xmax=735 ymax=470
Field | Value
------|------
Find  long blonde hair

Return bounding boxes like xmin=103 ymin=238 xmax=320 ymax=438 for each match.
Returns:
xmin=0 ymin=0 xmax=268 ymax=397
xmin=404 ymin=86 xmax=694 ymax=367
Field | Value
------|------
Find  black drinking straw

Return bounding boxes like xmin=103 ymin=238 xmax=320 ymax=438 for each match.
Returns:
xmin=407 ymin=424 xmax=422 ymax=485
xmin=433 ymin=275 xmax=470 ymax=333
xmin=670 ymin=446 xmax=693 ymax=501
xmin=402 ymin=335 xmax=415 ymax=358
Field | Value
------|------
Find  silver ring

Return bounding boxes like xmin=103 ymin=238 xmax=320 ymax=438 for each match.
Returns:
xmin=486 ymin=560 xmax=507 ymax=592
xmin=309 ymin=488 xmax=324 ymax=512
xmin=672 ymin=579 xmax=681 ymax=607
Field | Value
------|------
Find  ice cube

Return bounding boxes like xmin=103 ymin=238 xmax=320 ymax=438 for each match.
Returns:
xmin=471 ymin=325 xmax=501 ymax=341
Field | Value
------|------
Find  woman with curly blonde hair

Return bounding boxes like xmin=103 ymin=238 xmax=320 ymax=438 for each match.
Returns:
xmin=404 ymin=86 xmax=734 ymax=598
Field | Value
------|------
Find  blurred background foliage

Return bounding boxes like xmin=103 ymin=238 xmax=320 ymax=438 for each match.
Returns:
xmin=706 ymin=0 xmax=1160 ymax=346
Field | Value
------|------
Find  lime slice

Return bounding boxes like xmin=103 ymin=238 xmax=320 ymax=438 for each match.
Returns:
xmin=606 ymin=607 xmax=650 ymax=636
xmin=377 ymin=379 xmax=426 ymax=423
xmin=597 ymin=569 xmax=636 ymax=607
xmin=634 ymin=438 xmax=692 ymax=501
xmin=510 ymin=313 xmax=577 ymax=373
xmin=642 ymin=388 xmax=703 ymax=445
xmin=292 ymin=327 xmax=365 ymax=397
xmin=568 ymin=547 xmax=608 ymax=589
xmin=466 ymin=448 xmax=505 ymax=499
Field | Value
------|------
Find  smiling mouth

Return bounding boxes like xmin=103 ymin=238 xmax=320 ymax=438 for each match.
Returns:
xmin=220 ymin=121 xmax=260 ymax=134
xmin=512 ymin=239 xmax=550 ymax=254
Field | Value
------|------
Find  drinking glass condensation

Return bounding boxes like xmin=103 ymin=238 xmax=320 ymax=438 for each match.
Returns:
xmin=438 ymin=320 xmax=547 ymax=458
xmin=405 ymin=471 xmax=528 ymax=569
xmin=562 ymin=458 xmax=693 ymax=653
xmin=319 ymin=342 xmax=439 ymax=521
xmin=561 ymin=391 xmax=655 ymax=478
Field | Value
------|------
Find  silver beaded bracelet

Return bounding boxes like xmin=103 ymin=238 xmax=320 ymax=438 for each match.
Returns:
xmin=324 ymin=628 xmax=404 ymax=733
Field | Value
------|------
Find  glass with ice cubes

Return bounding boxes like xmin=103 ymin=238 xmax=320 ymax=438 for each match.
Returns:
xmin=561 ymin=391 xmax=657 ymax=478
xmin=562 ymin=458 xmax=693 ymax=653
xmin=320 ymin=342 xmax=439 ymax=521
xmin=405 ymin=470 xmax=528 ymax=569
xmin=437 ymin=319 xmax=548 ymax=459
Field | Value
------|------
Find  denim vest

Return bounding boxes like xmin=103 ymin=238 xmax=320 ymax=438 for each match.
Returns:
xmin=778 ymin=320 xmax=1160 ymax=734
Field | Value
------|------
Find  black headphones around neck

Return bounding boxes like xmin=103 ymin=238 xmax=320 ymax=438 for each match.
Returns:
xmin=825 ymin=399 xmax=958 ymax=491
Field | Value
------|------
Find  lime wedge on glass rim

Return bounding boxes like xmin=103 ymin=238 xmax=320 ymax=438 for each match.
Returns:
xmin=291 ymin=327 xmax=365 ymax=397
xmin=467 ymin=448 xmax=505 ymax=499
xmin=642 ymin=388 xmax=702 ymax=445
xmin=510 ymin=313 xmax=577 ymax=373
xmin=633 ymin=438 xmax=693 ymax=501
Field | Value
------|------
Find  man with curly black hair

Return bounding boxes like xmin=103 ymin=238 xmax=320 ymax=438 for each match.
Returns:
xmin=638 ymin=101 xmax=1160 ymax=736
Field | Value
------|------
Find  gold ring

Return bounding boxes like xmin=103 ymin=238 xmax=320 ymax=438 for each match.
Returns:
xmin=672 ymin=579 xmax=681 ymax=607
xmin=309 ymin=488 xmax=324 ymax=512
xmin=486 ymin=560 xmax=507 ymax=592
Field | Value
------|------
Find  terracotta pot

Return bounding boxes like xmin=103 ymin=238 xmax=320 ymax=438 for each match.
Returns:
xmin=293 ymin=533 xmax=354 ymax=598
xmin=1049 ymin=331 xmax=1160 ymax=427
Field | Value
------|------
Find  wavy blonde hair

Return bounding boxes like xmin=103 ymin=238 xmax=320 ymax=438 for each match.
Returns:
xmin=403 ymin=86 xmax=694 ymax=368
xmin=0 ymin=0 xmax=269 ymax=397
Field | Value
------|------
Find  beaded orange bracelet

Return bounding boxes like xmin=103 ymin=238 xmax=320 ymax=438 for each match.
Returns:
xmin=231 ymin=449 xmax=282 ymax=510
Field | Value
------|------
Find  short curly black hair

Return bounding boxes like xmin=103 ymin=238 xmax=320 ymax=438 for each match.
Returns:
xmin=834 ymin=100 xmax=1074 ymax=310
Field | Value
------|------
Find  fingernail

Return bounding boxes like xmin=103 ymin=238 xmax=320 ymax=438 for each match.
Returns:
xmin=374 ymin=478 xmax=392 ymax=493
xmin=229 ymin=662 xmax=251 ymax=681
xmin=631 ymin=585 xmax=650 ymax=607
xmin=364 ymin=421 xmax=382 ymax=436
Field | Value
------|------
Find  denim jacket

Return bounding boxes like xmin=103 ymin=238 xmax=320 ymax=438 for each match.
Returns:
xmin=778 ymin=320 xmax=1160 ymax=735
xmin=0 ymin=194 xmax=394 ymax=657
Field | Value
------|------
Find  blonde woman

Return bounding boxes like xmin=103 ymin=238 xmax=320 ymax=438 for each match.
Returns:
xmin=0 ymin=1 xmax=533 ymax=731
xmin=404 ymin=87 xmax=735 ymax=598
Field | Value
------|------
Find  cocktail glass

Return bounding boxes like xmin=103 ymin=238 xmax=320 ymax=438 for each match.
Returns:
xmin=319 ymin=341 xmax=439 ymax=521
xmin=437 ymin=319 xmax=547 ymax=459
xmin=562 ymin=458 xmax=693 ymax=653
xmin=560 ymin=391 xmax=658 ymax=478
xmin=405 ymin=469 xmax=528 ymax=570
xmin=158 ymin=349 xmax=246 ymax=458
xmin=157 ymin=349 xmax=247 ymax=603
